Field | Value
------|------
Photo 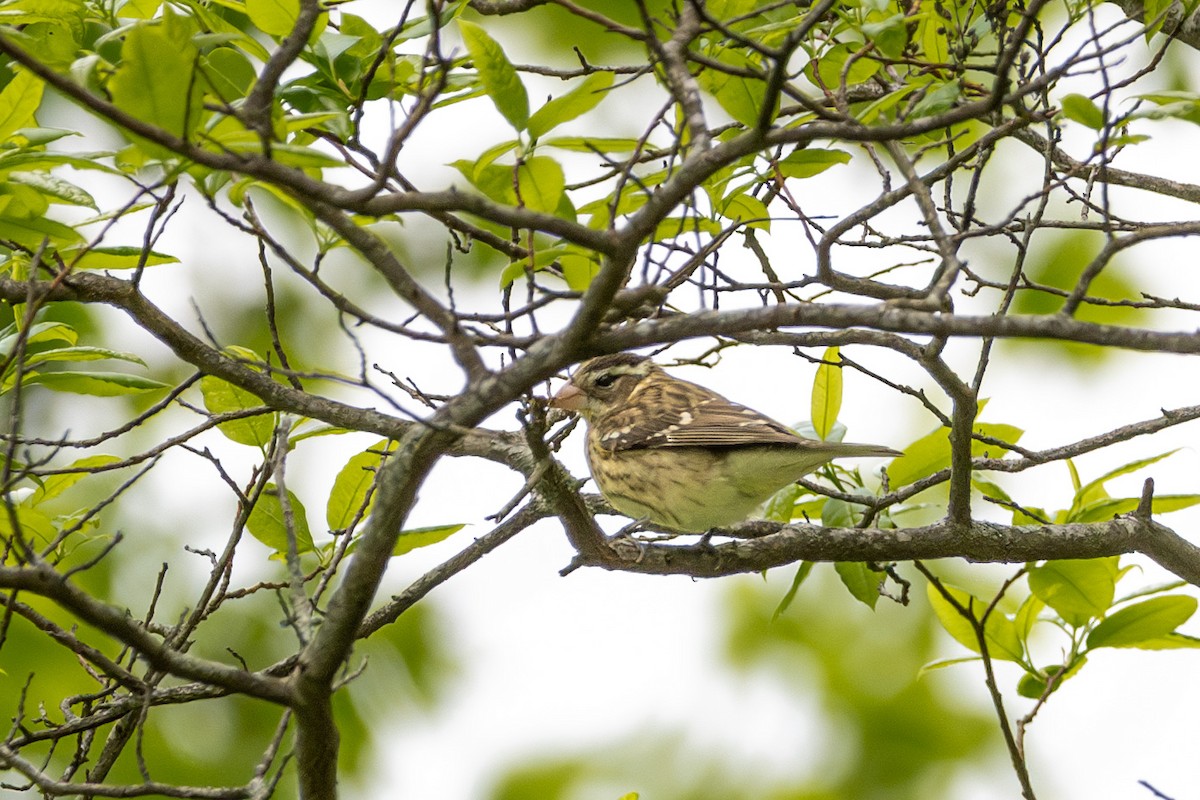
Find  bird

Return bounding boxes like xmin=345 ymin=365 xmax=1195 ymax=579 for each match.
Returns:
xmin=549 ymin=352 xmax=901 ymax=532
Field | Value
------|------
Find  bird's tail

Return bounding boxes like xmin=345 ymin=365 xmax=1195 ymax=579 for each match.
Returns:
xmin=829 ymin=442 xmax=903 ymax=459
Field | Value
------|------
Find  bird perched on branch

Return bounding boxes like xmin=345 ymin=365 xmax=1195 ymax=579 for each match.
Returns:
xmin=550 ymin=353 xmax=900 ymax=532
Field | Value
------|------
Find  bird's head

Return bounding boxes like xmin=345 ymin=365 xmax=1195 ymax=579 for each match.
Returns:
xmin=549 ymin=353 xmax=657 ymax=420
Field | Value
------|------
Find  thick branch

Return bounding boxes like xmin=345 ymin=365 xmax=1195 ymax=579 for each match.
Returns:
xmin=594 ymin=303 xmax=1200 ymax=354
xmin=0 ymin=564 xmax=291 ymax=703
xmin=571 ymin=516 xmax=1200 ymax=586
xmin=1109 ymin=0 xmax=1200 ymax=50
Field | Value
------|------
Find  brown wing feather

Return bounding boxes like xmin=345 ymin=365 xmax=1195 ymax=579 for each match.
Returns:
xmin=595 ymin=375 xmax=804 ymax=451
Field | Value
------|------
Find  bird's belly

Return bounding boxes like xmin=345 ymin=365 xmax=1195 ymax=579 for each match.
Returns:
xmin=587 ymin=446 xmax=792 ymax=532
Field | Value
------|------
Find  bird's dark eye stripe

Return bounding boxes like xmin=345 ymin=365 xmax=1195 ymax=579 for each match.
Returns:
xmin=594 ymin=373 xmax=618 ymax=388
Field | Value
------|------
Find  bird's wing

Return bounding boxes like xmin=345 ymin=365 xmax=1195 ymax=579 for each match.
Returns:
xmin=594 ymin=377 xmax=804 ymax=451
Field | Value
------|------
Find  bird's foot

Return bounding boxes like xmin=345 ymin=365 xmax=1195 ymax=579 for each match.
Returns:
xmin=690 ymin=528 xmax=727 ymax=554
xmin=607 ymin=518 xmax=651 ymax=563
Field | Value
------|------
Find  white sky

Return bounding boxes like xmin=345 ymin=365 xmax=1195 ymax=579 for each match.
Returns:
xmin=23 ymin=3 xmax=1200 ymax=798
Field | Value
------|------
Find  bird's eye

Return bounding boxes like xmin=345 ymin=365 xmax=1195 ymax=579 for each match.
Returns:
xmin=593 ymin=372 xmax=618 ymax=388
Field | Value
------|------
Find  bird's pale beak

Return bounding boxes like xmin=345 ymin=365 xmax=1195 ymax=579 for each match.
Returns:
xmin=549 ymin=382 xmax=585 ymax=411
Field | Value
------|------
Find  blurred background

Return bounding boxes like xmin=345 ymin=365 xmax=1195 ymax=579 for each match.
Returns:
xmin=10 ymin=1 xmax=1200 ymax=798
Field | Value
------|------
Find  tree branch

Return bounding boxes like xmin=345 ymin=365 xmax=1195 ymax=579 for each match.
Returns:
xmin=567 ymin=516 xmax=1200 ymax=587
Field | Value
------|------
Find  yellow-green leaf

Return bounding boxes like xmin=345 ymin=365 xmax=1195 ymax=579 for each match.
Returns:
xmin=247 ymin=484 xmax=314 ymax=555
xmin=1061 ymin=93 xmax=1105 ymax=130
xmin=776 ymin=148 xmax=851 ymax=179
xmin=327 ymin=439 xmax=397 ymax=531
xmin=247 ymin=0 xmax=299 ymax=36
xmin=459 ymin=20 xmax=529 ymax=131
xmin=0 ymin=70 xmax=44 ymax=143
xmin=30 ymin=455 xmax=122 ymax=505
xmin=199 ymin=352 xmax=277 ymax=448
xmin=835 ymin=561 xmax=880 ymax=609
xmin=66 ymin=246 xmax=179 ymax=270
xmin=527 ymin=71 xmax=613 ymax=139
xmin=108 ymin=23 xmax=203 ymax=152
xmin=24 ymin=370 xmax=168 ymax=396
xmin=1088 ymin=595 xmax=1198 ymax=649
xmin=393 ymin=523 xmax=465 ymax=556
xmin=717 ymin=193 xmax=769 ymax=230
xmin=926 ymin=582 xmax=1025 ymax=663
xmin=516 ymin=156 xmax=564 ymax=213
xmin=811 ymin=346 xmax=842 ymax=440
xmin=1028 ymin=559 xmax=1115 ymax=626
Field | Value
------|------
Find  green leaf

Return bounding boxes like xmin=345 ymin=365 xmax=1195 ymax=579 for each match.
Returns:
xmin=910 ymin=79 xmax=962 ymax=117
xmin=541 ymin=136 xmax=644 ymax=152
xmin=119 ymin=0 xmax=163 ymax=19
xmin=3 ymin=127 xmax=77 ymax=147
xmin=108 ymin=23 xmax=203 ymax=151
xmin=220 ymin=141 xmax=343 ymax=168
xmin=201 ymin=47 xmax=257 ymax=100
xmin=926 ymin=582 xmax=1025 ymax=663
xmin=763 ymin=483 xmax=805 ymax=523
xmin=821 ymin=497 xmax=853 ymax=527
xmin=917 ymin=656 xmax=981 ymax=678
xmin=0 ymin=70 xmax=44 ymax=143
xmin=0 ymin=504 xmax=56 ymax=546
xmin=1115 ymin=632 xmax=1200 ymax=649
xmin=807 ymin=43 xmax=880 ymax=89
xmin=246 ymin=484 xmax=314 ymax=556
xmin=327 ymin=439 xmax=396 ymax=531
xmin=835 ymin=561 xmax=880 ymax=609
xmin=516 ymin=156 xmax=564 ymax=213
xmin=811 ymin=346 xmax=842 ymax=440
xmin=199 ymin=353 xmax=277 ymax=448
xmin=1070 ymin=451 xmax=1178 ymax=519
xmin=855 ymin=84 xmax=916 ymax=125
xmin=1027 ymin=559 xmax=1116 ymax=625
xmin=1061 ymin=93 xmax=1105 ymax=130
xmin=1073 ymin=494 xmax=1200 ymax=523
xmin=64 ymin=246 xmax=179 ymax=270
xmin=716 ymin=192 xmax=769 ymax=230
xmin=458 ymin=20 xmax=529 ymax=131
xmin=0 ymin=214 xmax=83 ymax=249
xmin=393 ymin=523 xmax=465 ymax=556
xmin=1014 ymin=593 xmax=1044 ymax=639
xmin=23 ymin=370 xmax=168 ymax=396
xmin=887 ymin=412 xmax=1021 ymax=489
xmin=970 ymin=422 xmax=1023 ymax=458
xmin=500 ymin=245 xmax=567 ymax=288
xmin=1087 ymin=595 xmax=1198 ymax=649
xmin=1017 ymin=663 xmax=1086 ymax=700
xmin=862 ymin=13 xmax=908 ymax=59
xmin=652 ymin=216 xmax=724 ymax=240
xmin=247 ymin=0 xmax=300 ymax=36
xmin=695 ymin=48 xmax=771 ymax=128
xmin=3 ymin=321 xmax=76 ymax=353
xmin=469 ymin=139 xmax=521 ymax=177
xmin=23 ymin=345 xmax=148 ymax=369
xmin=30 ymin=455 xmax=122 ymax=505
xmin=0 ymin=181 xmax=48 ymax=218
xmin=527 ymin=71 xmax=613 ymax=139
xmin=776 ymin=148 xmax=852 ymax=179
xmin=885 ymin=427 xmax=949 ymax=487
xmin=450 ymin=159 xmax=516 ymax=204
xmin=1143 ymin=0 xmax=1174 ymax=40
xmin=771 ymin=560 xmax=813 ymax=620
xmin=559 ymin=248 xmax=600 ymax=291
xmin=8 ymin=171 xmax=96 ymax=208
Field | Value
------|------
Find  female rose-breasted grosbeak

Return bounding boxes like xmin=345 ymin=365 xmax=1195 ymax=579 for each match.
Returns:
xmin=550 ymin=353 xmax=900 ymax=532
